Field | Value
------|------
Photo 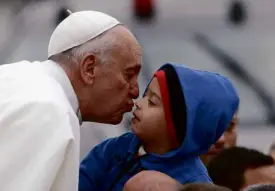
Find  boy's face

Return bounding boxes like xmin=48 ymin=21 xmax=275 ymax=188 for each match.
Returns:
xmin=131 ymin=78 xmax=168 ymax=143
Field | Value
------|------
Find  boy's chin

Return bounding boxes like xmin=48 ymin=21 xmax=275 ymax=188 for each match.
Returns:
xmin=130 ymin=123 xmax=140 ymax=134
xmin=130 ymin=123 xmax=137 ymax=132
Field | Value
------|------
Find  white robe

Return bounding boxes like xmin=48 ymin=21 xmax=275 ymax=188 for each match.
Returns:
xmin=0 ymin=60 xmax=81 ymax=191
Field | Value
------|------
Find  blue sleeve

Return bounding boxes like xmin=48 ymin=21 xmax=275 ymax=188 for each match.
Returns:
xmin=78 ymin=138 xmax=117 ymax=191
xmin=186 ymin=174 xmax=213 ymax=183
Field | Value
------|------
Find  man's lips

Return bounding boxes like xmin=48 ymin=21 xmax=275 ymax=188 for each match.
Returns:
xmin=125 ymin=103 xmax=134 ymax=112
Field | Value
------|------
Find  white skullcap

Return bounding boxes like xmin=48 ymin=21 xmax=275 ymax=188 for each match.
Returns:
xmin=48 ymin=10 xmax=120 ymax=58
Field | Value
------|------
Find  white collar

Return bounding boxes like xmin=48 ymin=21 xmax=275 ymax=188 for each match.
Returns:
xmin=138 ymin=146 xmax=147 ymax=156
xmin=41 ymin=60 xmax=82 ymax=125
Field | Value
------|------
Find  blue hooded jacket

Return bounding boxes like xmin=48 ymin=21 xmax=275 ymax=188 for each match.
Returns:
xmin=79 ymin=63 xmax=239 ymax=191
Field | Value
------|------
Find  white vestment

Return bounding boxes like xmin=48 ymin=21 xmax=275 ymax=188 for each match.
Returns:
xmin=0 ymin=60 xmax=81 ymax=191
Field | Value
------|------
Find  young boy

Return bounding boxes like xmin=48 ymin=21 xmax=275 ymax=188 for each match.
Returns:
xmin=79 ymin=63 xmax=239 ymax=191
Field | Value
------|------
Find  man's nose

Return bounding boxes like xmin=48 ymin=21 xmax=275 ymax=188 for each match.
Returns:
xmin=130 ymin=81 xmax=139 ymax=99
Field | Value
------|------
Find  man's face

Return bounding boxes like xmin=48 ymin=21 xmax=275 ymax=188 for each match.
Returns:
xmin=223 ymin=114 xmax=238 ymax=147
xmin=201 ymin=114 xmax=238 ymax=163
xmin=271 ymin=150 xmax=275 ymax=160
xmin=82 ymin=42 xmax=142 ymax=124
xmin=131 ymin=78 xmax=169 ymax=143
xmin=243 ymin=165 xmax=275 ymax=190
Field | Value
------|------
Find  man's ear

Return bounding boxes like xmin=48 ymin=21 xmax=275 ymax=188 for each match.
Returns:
xmin=79 ymin=54 xmax=97 ymax=85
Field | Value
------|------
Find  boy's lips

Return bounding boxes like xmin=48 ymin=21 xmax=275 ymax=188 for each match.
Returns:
xmin=132 ymin=111 xmax=140 ymax=121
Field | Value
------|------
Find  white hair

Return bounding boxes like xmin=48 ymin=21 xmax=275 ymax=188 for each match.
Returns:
xmin=50 ymin=25 xmax=126 ymax=65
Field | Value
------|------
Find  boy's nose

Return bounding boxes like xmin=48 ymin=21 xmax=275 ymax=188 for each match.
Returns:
xmin=135 ymin=98 xmax=142 ymax=109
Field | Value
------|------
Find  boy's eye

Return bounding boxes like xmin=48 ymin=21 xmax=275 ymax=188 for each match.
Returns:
xmin=148 ymin=99 xmax=156 ymax=106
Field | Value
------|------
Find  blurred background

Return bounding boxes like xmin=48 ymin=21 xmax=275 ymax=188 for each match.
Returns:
xmin=1 ymin=0 xmax=275 ymax=159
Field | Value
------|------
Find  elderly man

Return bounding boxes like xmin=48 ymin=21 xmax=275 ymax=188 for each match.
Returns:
xmin=0 ymin=11 xmax=141 ymax=191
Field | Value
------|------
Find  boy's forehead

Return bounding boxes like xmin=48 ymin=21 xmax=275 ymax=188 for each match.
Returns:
xmin=148 ymin=78 xmax=160 ymax=93
xmin=143 ymin=77 xmax=162 ymax=100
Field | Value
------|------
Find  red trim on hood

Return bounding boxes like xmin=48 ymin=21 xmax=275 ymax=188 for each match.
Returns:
xmin=154 ymin=70 xmax=178 ymax=147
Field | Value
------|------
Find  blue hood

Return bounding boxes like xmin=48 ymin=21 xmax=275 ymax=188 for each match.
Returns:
xmin=137 ymin=63 xmax=239 ymax=160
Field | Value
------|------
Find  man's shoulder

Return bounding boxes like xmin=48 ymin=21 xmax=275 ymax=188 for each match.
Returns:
xmin=0 ymin=60 xmax=39 ymax=73
xmin=0 ymin=95 xmax=73 ymax=125
xmin=0 ymin=64 xmax=71 ymax=110
xmin=2 ymin=98 xmax=67 ymax=114
xmin=0 ymin=61 xmax=60 ymax=91
xmin=0 ymin=99 xmax=74 ymax=134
